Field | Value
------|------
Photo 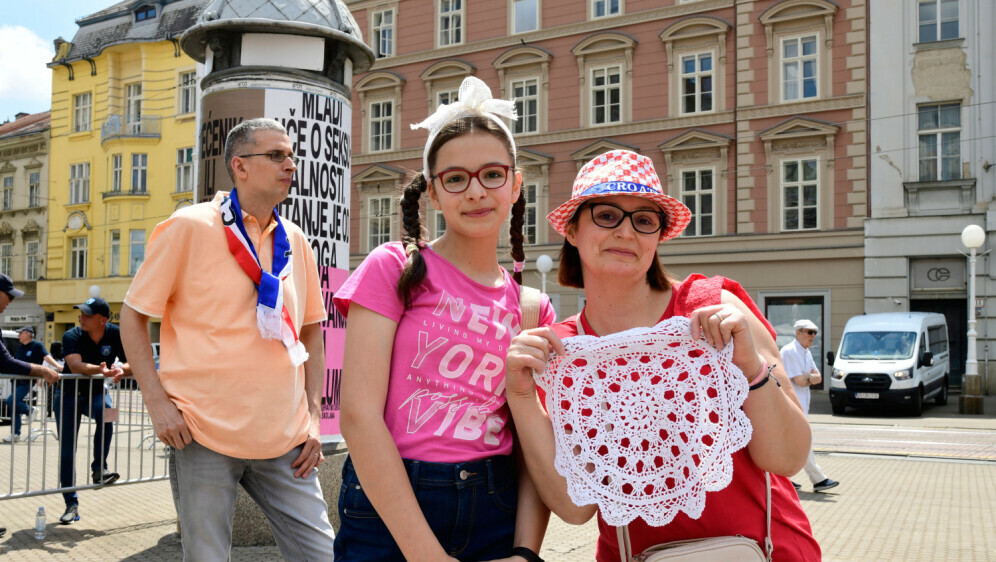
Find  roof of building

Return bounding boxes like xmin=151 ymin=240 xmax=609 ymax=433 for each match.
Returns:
xmin=0 ymin=112 xmax=51 ymax=140
xmin=53 ymin=0 xmax=211 ymax=64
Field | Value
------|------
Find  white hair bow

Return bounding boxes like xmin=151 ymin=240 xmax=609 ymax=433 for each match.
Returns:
xmin=411 ymin=76 xmax=518 ymax=181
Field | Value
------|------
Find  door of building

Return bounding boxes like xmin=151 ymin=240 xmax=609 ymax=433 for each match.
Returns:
xmin=910 ymin=298 xmax=965 ymax=388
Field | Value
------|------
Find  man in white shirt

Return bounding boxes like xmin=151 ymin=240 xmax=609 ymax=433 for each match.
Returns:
xmin=780 ymin=319 xmax=839 ymax=492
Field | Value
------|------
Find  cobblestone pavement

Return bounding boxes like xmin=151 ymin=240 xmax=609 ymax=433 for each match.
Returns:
xmin=1 ymin=390 xmax=993 ymax=560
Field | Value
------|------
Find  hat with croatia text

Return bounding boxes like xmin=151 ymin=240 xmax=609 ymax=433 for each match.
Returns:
xmin=547 ymin=150 xmax=691 ymax=241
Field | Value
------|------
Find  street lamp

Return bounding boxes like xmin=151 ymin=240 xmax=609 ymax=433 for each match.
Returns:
xmin=961 ymin=224 xmax=985 ymax=415
xmin=89 ymin=285 xmax=101 ymax=298
xmin=536 ymin=254 xmax=553 ymax=294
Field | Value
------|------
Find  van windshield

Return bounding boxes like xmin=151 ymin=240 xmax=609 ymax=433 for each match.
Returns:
xmin=839 ymin=331 xmax=917 ymax=360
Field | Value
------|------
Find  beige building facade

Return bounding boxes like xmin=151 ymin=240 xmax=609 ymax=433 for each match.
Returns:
xmin=0 ymin=112 xmax=52 ymax=339
xmin=344 ymin=0 xmax=868 ymax=375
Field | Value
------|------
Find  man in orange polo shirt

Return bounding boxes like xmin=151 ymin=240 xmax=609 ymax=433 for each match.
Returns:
xmin=121 ymin=118 xmax=333 ymax=559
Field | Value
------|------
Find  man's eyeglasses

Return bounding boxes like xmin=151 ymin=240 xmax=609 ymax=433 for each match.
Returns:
xmin=432 ymin=164 xmax=512 ymax=193
xmin=239 ymin=151 xmax=299 ymax=165
xmin=585 ymin=202 xmax=666 ymax=235
xmin=803 ymin=329 xmax=818 ymax=336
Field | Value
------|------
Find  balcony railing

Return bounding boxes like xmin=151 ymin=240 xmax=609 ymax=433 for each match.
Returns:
xmin=103 ymin=188 xmax=150 ymax=199
xmin=100 ymin=115 xmax=161 ymax=144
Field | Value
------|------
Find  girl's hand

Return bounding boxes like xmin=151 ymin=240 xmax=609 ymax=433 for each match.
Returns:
xmin=688 ymin=305 xmax=764 ymax=381
xmin=506 ymin=327 xmax=565 ymax=397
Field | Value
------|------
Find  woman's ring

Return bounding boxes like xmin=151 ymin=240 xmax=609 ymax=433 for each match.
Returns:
xmin=713 ymin=312 xmax=725 ymax=322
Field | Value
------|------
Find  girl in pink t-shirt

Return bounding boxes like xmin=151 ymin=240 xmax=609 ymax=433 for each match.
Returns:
xmin=332 ymin=77 xmax=553 ymax=562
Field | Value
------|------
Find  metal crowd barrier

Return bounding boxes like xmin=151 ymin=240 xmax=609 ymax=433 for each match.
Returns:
xmin=0 ymin=373 xmax=169 ymax=500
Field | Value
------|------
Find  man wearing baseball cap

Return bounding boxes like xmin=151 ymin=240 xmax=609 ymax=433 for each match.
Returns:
xmin=780 ymin=319 xmax=839 ymax=493
xmin=0 ymin=274 xmax=60 ymax=444
xmin=55 ymin=296 xmax=130 ymax=524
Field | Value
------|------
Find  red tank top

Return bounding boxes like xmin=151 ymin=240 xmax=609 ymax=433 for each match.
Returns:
xmin=550 ymin=275 xmax=821 ymax=561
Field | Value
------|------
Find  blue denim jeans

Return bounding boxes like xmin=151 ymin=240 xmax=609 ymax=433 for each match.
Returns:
xmin=54 ymin=388 xmax=113 ymax=508
xmin=333 ymin=454 xmax=518 ymax=561
xmin=5 ymin=380 xmax=32 ymax=436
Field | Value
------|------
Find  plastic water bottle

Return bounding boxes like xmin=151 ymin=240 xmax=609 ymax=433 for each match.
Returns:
xmin=35 ymin=506 xmax=45 ymax=540
xmin=104 ymin=377 xmax=114 ymax=391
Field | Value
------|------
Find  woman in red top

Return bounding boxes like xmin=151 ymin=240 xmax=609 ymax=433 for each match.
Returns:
xmin=505 ymin=150 xmax=821 ymax=560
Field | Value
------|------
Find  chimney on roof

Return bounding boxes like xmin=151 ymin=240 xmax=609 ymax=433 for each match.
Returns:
xmin=15 ymin=112 xmax=29 ymax=120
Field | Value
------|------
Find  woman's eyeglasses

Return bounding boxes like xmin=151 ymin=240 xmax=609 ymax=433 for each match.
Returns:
xmin=433 ymin=164 xmax=512 ymax=193
xmin=239 ymin=150 xmax=300 ymax=165
xmin=586 ymin=202 xmax=666 ymax=235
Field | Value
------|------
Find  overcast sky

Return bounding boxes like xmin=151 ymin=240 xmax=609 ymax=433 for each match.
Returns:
xmin=0 ymin=1 xmax=119 ymax=123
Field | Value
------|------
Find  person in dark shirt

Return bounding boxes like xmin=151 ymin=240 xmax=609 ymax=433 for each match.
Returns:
xmin=55 ymin=297 xmax=131 ymax=525
xmin=1 ymin=276 xmax=60 ymax=444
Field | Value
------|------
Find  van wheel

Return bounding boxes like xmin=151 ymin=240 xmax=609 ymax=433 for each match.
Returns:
xmin=909 ymin=388 xmax=923 ymax=417
xmin=830 ymin=400 xmax=846 ymax=415
xmin=936 ymin=377 xmax=948 ymax=406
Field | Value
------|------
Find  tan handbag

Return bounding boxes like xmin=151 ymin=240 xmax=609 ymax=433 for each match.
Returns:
xmin=616 ymin=473 xmax=773 ymax=562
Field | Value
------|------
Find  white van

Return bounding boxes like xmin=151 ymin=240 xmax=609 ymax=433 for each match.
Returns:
xmin=826 ymin=312 xmax=950 ymax=416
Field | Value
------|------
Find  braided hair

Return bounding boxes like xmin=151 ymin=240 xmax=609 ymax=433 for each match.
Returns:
xmin=396 ymin=115 xmax=522 ymax=308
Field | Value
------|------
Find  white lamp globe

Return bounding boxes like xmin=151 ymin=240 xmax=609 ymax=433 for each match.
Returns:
xmin=89 ymin=285 xmax=101 ymax=298
xmin=536 ymin=254 xmax=554 ymax=274
xmin=962 ymin=225 xmax=985 ymax=249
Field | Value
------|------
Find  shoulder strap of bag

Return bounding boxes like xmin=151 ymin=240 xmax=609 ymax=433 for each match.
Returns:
xmin=519 ymin=285 xmax=542 ymax=332
xmin=615 ymin=473 xmax=773 ymax=561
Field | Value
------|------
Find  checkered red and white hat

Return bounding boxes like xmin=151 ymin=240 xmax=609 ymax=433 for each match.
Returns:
xmin=547 ymin=150 xmax=691 ymax=241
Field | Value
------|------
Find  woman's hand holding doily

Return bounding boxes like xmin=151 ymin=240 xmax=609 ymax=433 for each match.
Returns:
xmin=534 ymin=316 xmax=752 ymax=526
xmin=689 ymin=304 xmax=764 ymax=381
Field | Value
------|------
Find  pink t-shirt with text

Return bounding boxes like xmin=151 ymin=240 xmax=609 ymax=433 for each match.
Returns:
xmin=333 ymin=242 xmax=555 ymax=462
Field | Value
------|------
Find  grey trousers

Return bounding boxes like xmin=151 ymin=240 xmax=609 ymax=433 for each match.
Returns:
xmin=170 ymin=440 xmax=334 ymax=561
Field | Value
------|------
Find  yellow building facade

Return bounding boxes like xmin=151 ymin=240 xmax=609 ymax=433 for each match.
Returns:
xmin=38 ymin=1 xmax=207 ymax=343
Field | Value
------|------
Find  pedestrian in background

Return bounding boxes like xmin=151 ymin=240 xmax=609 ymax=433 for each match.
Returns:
xmin=2 ymin=325 xmax=61 ymax=443
xmin=56 ymin=296 xmax=129 ymax=525
xmin=781 ymin=319 xmax=839 ymax=493
xmin=0 ymin=275 xmax=60 ymax=444
xmin=121 ymin=118 xmax=333 ymax=560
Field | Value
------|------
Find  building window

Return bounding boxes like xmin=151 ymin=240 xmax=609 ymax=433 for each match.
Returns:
xmin=918 ymin=0 xmax=958 ymax=43
xmin=439 ymin=0 xmax=463 ymax=47
xmin=126 ymin=83 xmax=142 ymax=133
xmin=681 ymin=169 xmax=714 ymax=237
xmin=111 ymin=154 xmax=122 ymax=193
xmin=437 ymin=90 xmax=458 ymax=107
xmin=511 ymin=78 xmax=539 ymax=134
xmin=0 ymin=244 xmax=11 ymax=277
xmin=373 ymin=9 xmax=395 ymax=58
xmin=135 ymin=5 xmax=156 ymax=21
xmin=523 ymin=183 xmax=538 ymax=245
xmin=369 ymin=101 xmax=393 ymax=152
xmin=680 ymin=52 xmax=713 ymax=115
xmin=69 ymin=162 xmax=90 ymax=204
xmin=28 ymin=172 xmax=40 ymax=207
xmin=131 ymin=153 xmax=148 ymax=193
xmin=130 ymin=229 xmax=145 ymax=274
xmin=592 ymin=0 xmax=620 ymax=18
xmin=918 ymin=103 xmax=961 ymax=181
xmin=782 ymin=159 xmax=819 ymax=231
xmin=73 ymin=93 xmax=92 ymax=133
xmin=590 ymin=65 xmax=622 ymax=125
xmin=176 ymin=148 xmax=194 ymax=192
xmin=70 ymin=236 xmax=88 ymax=279
xmin=25 ymin=241 xmax=38 ymax=281
xmin=179 ymin=72 xmax=196 ymax=114
xmin=1 ymin=177 xmax=12 ymax=211
xmin=433 ymin=212 xmax=447 ymax=239
xmin=782 ymin=35 xmax=818 ymax=102
xmin=368 ymin=196 xmax=392 ymax=250
xmin=110 ymin=230 xmax=120 ymax=277
xmin=513 ymin=0 xmax=539 ymax=33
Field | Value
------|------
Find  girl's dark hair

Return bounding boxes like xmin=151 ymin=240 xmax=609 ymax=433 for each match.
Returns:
xmin=397 ymin=115 xmax=522 ymax=308
xmin=557 ymin=208 xmax=674 ymax=291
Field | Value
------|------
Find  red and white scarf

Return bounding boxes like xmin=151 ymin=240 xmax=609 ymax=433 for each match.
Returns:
xmin=221 ymin=189 xmax=309 ymax=366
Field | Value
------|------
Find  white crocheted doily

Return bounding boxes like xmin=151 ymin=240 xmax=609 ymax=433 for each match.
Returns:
xmin=535 ymin=316 xmax=753 ymax=526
